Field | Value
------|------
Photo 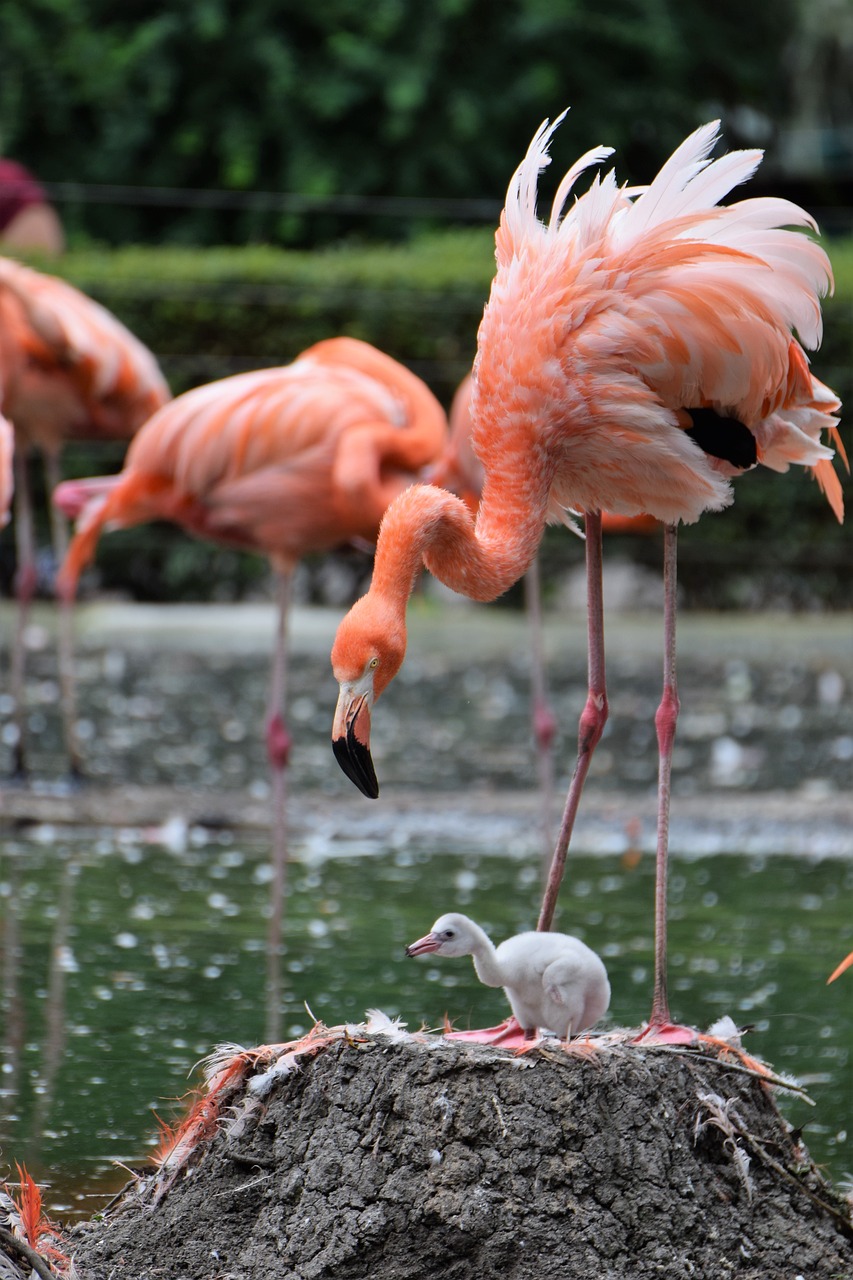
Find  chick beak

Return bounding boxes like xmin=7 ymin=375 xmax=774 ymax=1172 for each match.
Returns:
xmin=404 ymin=932 xmax=441 ymax=958
xmin=332 ymin=680 xmax=379 ymax=799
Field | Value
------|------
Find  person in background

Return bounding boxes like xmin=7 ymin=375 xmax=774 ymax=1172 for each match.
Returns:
xmin=0 ymin=158 xmax=65 ymax=255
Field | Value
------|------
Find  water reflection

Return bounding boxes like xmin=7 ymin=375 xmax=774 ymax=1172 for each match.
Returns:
xmin=0 ymin=831 xmax=850 ymax=1219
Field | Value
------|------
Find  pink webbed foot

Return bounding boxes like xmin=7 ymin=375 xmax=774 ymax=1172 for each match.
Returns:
xmin=631 ymin=1020 xmax=698 ymax=1046
xmin=443 ymin=1017 xmax=532 ymax=1048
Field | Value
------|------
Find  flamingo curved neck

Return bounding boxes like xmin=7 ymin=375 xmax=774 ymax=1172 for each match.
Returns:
xmin=369 ymin=474 xmax=549 ymax=611
xmin=463 ymin=923 xmax=505 ymax=988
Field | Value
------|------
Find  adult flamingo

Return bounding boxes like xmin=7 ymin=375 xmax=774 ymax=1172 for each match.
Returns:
xmin=331 ymin=116 xmax=844 ymax=1039
xmin=56 ymin=336 xmax=448 ymax=1040
xmin=0 ymin=256 xmax=170 ymax=779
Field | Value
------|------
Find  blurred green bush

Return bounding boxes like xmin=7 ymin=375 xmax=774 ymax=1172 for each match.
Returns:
xmin=0 ymin=1 xmax=799 ymax=247
xmin=5 ymin=231 xmax=851 ymax=610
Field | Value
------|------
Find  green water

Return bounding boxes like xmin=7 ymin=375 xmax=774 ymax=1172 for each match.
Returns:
xmin=0 ymin=830 xmax=851 ymax=1220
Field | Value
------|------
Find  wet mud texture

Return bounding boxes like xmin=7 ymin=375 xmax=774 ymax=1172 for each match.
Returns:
xmin=70 ymin=1037 xmax=852 ymax=1280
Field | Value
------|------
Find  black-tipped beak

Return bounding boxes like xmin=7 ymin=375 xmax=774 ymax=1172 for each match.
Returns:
xmin=332 ymin=684 xmax=379 ymax=798
xmin=332 ymin=727 xmax=379 ymax=798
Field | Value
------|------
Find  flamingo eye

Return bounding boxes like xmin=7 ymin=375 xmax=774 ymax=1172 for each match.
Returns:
xmin=442 ymin=929 xmax=455 ymax=940
xmin=369 ymin=657 xmax=379 ymax=670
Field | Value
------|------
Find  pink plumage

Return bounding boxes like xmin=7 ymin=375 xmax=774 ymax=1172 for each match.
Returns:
xmin=473 ymin=114 xmax=843 ymax=527
xmin=332 ymin=115 xmax=845 ymax=1040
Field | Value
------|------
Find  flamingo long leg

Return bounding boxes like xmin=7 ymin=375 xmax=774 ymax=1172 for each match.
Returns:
xmin=523 ymin=558 xmax=557 ymax=882
xmin=9 ymin=450 xmax=37 ymax=779
xmin=265 ymin=568 xmax=293 ymax=1044
xmin=44 ymin=450 xmax=83 ymax=780
xmin=649 ymin=522 xmax=680 ymax=1028
xmin=537 ymin=509 xmax=608 ymax=932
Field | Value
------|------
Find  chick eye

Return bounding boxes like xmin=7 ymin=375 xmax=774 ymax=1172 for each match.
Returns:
xmin=442 ymin=930 xmax=455 ymax=940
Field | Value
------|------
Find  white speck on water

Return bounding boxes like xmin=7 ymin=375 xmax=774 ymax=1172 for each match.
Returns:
xmin=723 ymin=660 xmax=753 ymax=701
xmin=130 ymin=901 xmax=157 ymax=921
xmin=57 ymin=946 xmax=79 ymax=973
xmin=103 ymin=649 xmax=127 ymax=680
xmin=817 ymin=669 xmax=844 ymax=706
xmin=454 ymin=869 xmax=478 ymax=893
xmin=710 ymin=737 xmax=744 ymax=786
xmin=207 ymin=893 xmax=234 ymax=913
xmin=114 ymin=932 xmax=139 ymax=949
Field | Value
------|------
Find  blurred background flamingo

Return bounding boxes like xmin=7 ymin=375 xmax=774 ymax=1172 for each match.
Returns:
xmin=56 ymin=335 xmax=448 ymax=1040
xmin=0 ymin=414 xmax=12 ymax=529
xmin=0 ymin=256 xmax=170 ymax=780
xmin=331 ymin=117 xmax=845 ymax=1042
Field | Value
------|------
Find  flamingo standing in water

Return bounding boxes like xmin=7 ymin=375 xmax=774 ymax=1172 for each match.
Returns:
xmin=57 ymin=336 xmax=448 ymax=1040
xmin=331 ymin=116 xmax=845 ymax=1040
xmin=0 ymin=256 xmax=170 ymax=779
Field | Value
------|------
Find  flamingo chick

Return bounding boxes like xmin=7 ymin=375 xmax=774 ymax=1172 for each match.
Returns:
xmin=406 ymin=912 xmax=610 ymax=1042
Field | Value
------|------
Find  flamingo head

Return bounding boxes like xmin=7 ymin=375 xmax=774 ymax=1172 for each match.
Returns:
xmin=405 ymin=913 xmax=474 ymax=958
xmin=331 ymin=593 xmax=407 ymax=799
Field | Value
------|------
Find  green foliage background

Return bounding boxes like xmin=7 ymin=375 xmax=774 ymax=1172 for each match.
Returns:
xmin=0 ymin=0 xmax=800 ymax=246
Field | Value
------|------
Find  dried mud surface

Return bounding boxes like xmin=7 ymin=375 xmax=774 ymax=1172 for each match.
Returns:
xmin=70 ymin=1036 xmax=853 ymax=1280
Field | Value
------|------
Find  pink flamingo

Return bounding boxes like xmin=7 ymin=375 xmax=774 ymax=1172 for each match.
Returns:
xmin=56 ymin=336 xmax=448 ymax=1039
xmin=331 ymin=116 xmax=845 ymax=1041
xmin=0 ymin=256 xmax=170 ymax=778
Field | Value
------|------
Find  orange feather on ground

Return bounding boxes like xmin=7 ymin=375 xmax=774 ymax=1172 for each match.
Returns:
xmin=57 ymin=336 xmax=448 ymax=1038
xmin=331 ymin=116 xmax=844 ymax=1044
xmin=0 ymin=255 xmax=170 ymax=779
xmin=827 ymin=951 xmax=853 ymax=983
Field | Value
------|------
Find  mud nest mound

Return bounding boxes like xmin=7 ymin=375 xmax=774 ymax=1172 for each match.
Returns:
xmin=70 ymin=1022 xmax=852 ymax=1280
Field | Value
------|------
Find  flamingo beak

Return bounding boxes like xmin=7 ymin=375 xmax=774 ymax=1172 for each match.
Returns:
xmin=332 ymin=679 xmax=379 ymax=799
xmin=405 ymin=931 xmax=441 ymax=957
